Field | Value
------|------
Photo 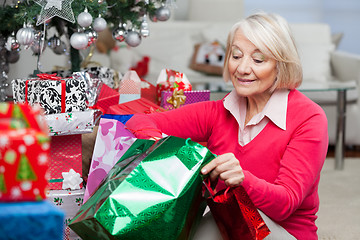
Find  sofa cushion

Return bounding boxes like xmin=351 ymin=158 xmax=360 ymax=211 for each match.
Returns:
xmin=291 ymin=24 xmax=335 ymax=82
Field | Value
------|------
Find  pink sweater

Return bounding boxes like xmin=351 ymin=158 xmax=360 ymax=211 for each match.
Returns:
xmin=126 ymin=89 xmax=328 ymax=240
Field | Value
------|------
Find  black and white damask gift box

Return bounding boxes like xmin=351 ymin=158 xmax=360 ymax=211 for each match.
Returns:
xmin=12 ymin=74 xmax=87 ymax=114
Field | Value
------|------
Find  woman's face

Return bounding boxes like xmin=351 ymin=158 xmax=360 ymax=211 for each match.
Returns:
xmin=228 ymin=29 xmax=278 ymax=98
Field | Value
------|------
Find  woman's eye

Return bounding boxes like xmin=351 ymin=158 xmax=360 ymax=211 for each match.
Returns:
xmin=232 ymin=54 xmax=241 ymax=60
xmin=253 ymin=59 xmax=264 ymax=63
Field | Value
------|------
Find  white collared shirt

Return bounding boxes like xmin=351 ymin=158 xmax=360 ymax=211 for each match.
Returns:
xmin=223 ymin=89 xmax=289 ymax=146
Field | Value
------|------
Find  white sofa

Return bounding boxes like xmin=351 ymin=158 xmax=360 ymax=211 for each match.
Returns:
xmin=7 ymin=20 xmax=360 ymax=146
xmin=109 ymin=20 xmax=360 ymax=146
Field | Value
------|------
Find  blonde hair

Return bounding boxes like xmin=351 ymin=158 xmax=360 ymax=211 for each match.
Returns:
xmin=223 ymin=12 xmax=302 ymax=90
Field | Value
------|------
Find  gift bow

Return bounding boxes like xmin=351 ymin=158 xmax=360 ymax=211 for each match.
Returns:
xmin=56 ymin=169 xmax=83 ymax=190
xmin=166 ymin=89 xmax=186 ymax=109
xmin=37 ymin=73 xmax=62 ymax=80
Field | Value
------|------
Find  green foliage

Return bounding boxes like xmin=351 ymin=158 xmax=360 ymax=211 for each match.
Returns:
xmin=0 ymin=0 xmax=167 ymax=37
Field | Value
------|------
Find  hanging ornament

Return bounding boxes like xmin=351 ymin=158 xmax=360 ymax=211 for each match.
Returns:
xmin=112 ymin=24 xmax=127 ymax=42
xmin=156 ymin=5 xmax=171 ymax=21
xmin=98 ymin=0 xmax=104 ymax=3
xmin=53 ymin=41 xmax=66 ymax=55
xmin=31 ymin=30 xmax=46 ymax=55
xmin=77 ymin=8 xmax=93 ymax=28
xmin=149 ymin=12 xmax=158 ymax=22
xmin=31 ymin=40 xmax=46 ymax=55
xmin=140 ymin=15 xmax=150 ymax=38
xmin=34 ymin=0 xmax=75 ymax=26
xmin=85 ymin=28 xmax=98 ymax=46
xmin=47 ymin=34 xmax=61 ymax=49
xmin=70 ymin=32 xmax=88 ymax=50
xmin=6 ymin=50 xmax=20 ymax=64
xmin=16 ymin=24 xmax=35 ymax=46
xmin=125 ymin=29 xmax=142 ymax=47
xmin=5 ymin=32 xmax=20 ymax=51
xmin=93 ymin=17 xmax=107 ymax=32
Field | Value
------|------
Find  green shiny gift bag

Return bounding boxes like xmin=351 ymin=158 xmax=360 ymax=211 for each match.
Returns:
xmin=69 ymin=136 xmax=215 ymax=240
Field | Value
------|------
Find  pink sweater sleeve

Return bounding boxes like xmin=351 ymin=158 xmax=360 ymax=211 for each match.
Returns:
xmin=125 ymin=101 xmax=216 ymax=142
xmin=241 ymin=110 xmax=328 ymax=222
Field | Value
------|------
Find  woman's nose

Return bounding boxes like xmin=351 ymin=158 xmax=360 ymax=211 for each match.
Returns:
xmin=236 ymin=58 xmax=251 ymax=75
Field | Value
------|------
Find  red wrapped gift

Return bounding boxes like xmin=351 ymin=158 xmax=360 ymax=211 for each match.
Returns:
xmin=106 ymin=97 xmax=166 ymax=115
xmin=48 ymin=134 xmax=83 ymax=190
xmin=156 ymin=69 xmax=192 ymax=104
xmin=94 ymin=84 xmax=120 ymax=113
xmin=0 ymin=103 xmax=50 ymax=202
xmin=203 ymin=179 xmax=270 ymax=240
xmin=141 ymin=78 xmax=157 ymax=104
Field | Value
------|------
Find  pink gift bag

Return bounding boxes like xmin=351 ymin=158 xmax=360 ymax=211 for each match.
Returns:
xmin=84 ymin=118 xmax=136 ymax=201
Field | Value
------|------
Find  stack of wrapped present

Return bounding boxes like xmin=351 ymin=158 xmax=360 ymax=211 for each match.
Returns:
xmin=11 ymin=72 xmax=103 ymax=240
xmin=0 ymin=102 xmax=65 ymax=240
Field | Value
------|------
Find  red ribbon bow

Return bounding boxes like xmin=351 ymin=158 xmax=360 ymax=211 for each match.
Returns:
xmin=25 ymin=73 xmax=66 ymax=113
xmin=37 ymin=73 xmax=62 ymax=80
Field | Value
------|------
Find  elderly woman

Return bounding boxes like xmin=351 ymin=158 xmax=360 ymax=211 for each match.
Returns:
xmin=126 ymin=12 xmax=328 ymax=240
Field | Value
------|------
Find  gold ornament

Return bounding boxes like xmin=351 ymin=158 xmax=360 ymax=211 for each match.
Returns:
xmin=167 ymin=89 xmax=186 ymax=109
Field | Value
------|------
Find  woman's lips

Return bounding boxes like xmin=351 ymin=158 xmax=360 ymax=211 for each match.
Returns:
xmin=237 ymin=78 xmax=255 ymax=84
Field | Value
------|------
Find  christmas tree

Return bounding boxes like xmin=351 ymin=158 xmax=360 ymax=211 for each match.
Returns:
xmin=0 ymin=0 xmax=174 ymax=100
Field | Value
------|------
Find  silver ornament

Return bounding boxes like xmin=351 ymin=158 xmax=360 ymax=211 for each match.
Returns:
xmin=98 ymin=0 xmax=104 ymax=3
xmin=53 ymin=41 xmax=66 ymax=55
xmin=70 ymin=32 xmax=88 ymax=50
xmin=31 ymin=39 xmax=46 ymax=55
xmin=156 ymin=6 xmax=171 ymax=21
xmin=5 ymin=33 xmax=20 ymax=51
xmin=77 ymin=11 xmax=93 ymax=28
xmin=93 ymin=17 xmax=107 ymax=32
xmin=47 ymin=35 xmax=61 ymax=49
xmin=140 ymin=16 xmax=150 ymax=37
xmin=149 ymin=12 xmax=158 ymax=22
xmin=125 ymin=30 xmax=141 ymax=47
xmin=6 ymin=50 xmax=20 ymax=63
xmin=85 ymin=28 xmax=98 ymax=46
xmin=16 ymin=27 xmax=35 ymax=46
xmin=112 ymin=26 xmax=127 ymax=42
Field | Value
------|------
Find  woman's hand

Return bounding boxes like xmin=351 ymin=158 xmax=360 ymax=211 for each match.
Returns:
xmin=201 ymin=153 xmax=245 ymax=187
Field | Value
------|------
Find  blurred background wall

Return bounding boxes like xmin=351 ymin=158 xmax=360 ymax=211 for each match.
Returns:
xmin=173 ymin=0 xmax=360 ymax=54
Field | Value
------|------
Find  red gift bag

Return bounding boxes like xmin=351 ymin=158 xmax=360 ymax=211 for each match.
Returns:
xmin=203 ymin=179 xmax=270 ymax=240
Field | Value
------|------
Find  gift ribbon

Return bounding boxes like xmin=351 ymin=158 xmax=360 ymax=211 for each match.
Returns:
xmin=25 ymin=73 xmax=66 ymax=113
xmin=166 ymin=89 xmax=187 ymax=108
xmin=48 ymin=169 xmax=83 ymax=190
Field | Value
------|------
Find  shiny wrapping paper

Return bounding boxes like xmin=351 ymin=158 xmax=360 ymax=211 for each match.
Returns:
xmin=69 ymin=136 xmax=215 ymax=240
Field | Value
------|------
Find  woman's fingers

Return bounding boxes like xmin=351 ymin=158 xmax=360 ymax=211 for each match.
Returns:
xmin=201 ymin=153 xmax=244 ymax=187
